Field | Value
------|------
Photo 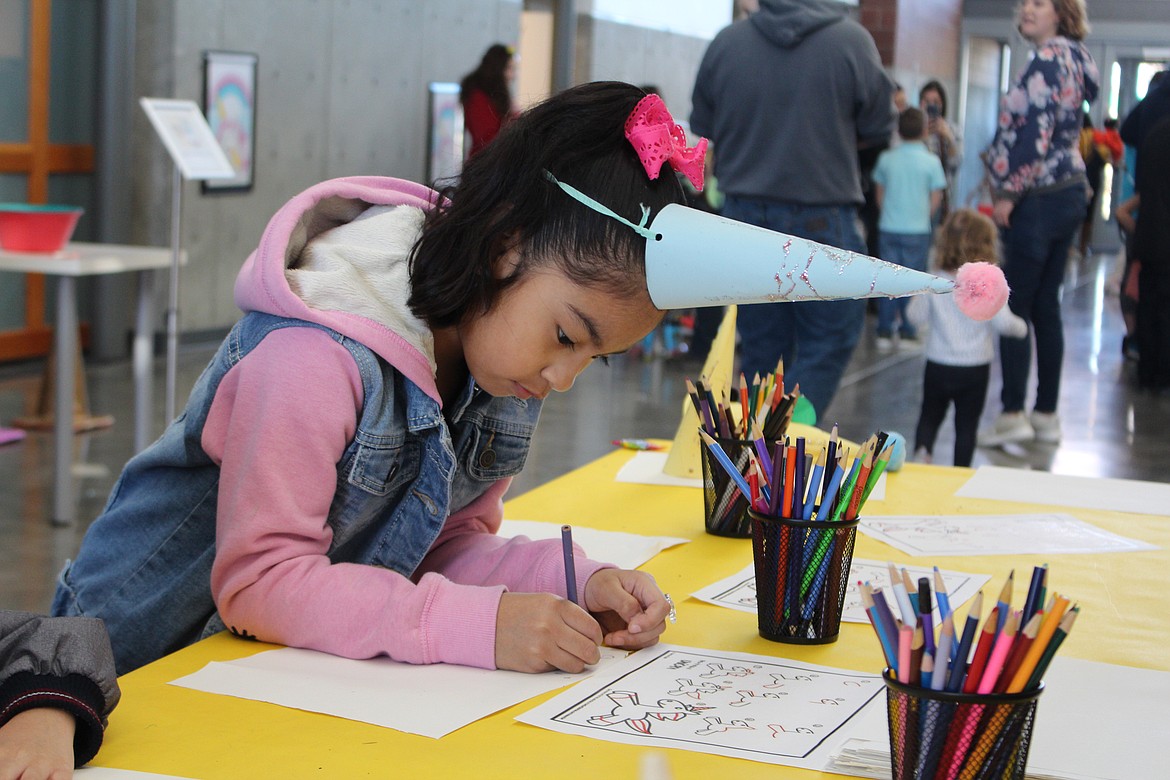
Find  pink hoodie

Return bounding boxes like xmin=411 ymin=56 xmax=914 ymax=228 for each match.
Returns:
xmin=202 ymin=177 xmax=611 ymax=669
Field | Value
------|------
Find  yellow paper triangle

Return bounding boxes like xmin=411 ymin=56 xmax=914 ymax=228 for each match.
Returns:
xmin=663 ymin=305 xmax=737 ymax=478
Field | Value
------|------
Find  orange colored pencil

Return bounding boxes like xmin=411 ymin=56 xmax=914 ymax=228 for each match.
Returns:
xmin=1007 ymin=594 xmax=1071 ymax=693
xmin=846 ymin=437 xmax=876 ymax=520
xmin=781 ymin=442 xmax=797 ymax=518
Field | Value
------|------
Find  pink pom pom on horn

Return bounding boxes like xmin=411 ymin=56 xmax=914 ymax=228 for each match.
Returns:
xmin=953 ymin=261 xmax=1010 ymax=321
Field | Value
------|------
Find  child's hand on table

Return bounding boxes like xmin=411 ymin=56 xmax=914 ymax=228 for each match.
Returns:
xmin=495 ymin=592 xmax=604 ymax=674
xmin=0 ymin=707 xmax=77 ymax=779
xmin=583 ymin=569 xmax=670 ymax=651
xmin=493 ymin=570 xmax=671 ymax=674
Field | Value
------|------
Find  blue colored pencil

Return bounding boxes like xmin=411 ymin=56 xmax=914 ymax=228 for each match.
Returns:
xmin=801 ymin=448 xmax=826 ymax=521
xmin=946 ymin=591 xmax=983 ymax=692
xmin=698 ymin=429 xmax=754 ymax=500
xmin=791 ymin=437 xmax=806 ymax=519
xmin=1021 ymin=564 xmax=1047 ymax=621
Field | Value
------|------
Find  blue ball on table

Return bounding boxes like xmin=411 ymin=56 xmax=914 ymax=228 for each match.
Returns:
xmin=884 ymin=431 xmax=907 ymax=472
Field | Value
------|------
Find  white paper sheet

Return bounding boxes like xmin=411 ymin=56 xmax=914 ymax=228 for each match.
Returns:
xmin=169 ymin=646 xmax=625 ymax=739
xmin=956 ymin=465 xmax=1170 ymax=517
xmin=826 ymin=657 xmax=1170 ymax=780
xmin=517 ymin=644 xmax=886 ymax=770
xmin=615 ymin=451 xmax=703 ymax=488
xmin=859 ymin=513 xmax=1157 ymax=557
xmin=77 ymin=770 xmax=193 ymax=779
xmin=614 ymin=450 xmax=887 ymax=501
xmin=498 ymin=520 xmax=688 ymax=570
xmin=690 ymin=559 xmax=989 ymax=624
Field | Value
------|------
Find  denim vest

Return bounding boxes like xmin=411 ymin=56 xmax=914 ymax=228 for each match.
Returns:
xmin=53 ymin=312 xmax=541 ymax=673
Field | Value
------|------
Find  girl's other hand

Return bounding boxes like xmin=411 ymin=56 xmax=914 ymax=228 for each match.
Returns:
xmin=494 ymin=592 xmax=603 ymax=674
xmin=583 ymin=569 xmax=670 ymax=650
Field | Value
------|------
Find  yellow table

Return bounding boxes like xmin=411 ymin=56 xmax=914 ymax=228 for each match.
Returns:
xmin=95 ymin=453 xmax=1170 ymax=779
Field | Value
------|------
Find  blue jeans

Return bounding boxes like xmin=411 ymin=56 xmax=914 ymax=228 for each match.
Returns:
xmin=876 ymin=231 xmax=932 ymax=337
xmin=722 ymin=197 xmax=867 ymax=418
xmin=998 ymin=185 xmax=1086 ymax=413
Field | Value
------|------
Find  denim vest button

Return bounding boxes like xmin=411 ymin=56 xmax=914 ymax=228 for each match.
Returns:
xmin=479 ymin=449 xmax=496 ymax=468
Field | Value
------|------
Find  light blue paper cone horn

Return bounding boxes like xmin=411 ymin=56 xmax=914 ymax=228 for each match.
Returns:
xmin=644 ymin=204 xmax=956 ymax=309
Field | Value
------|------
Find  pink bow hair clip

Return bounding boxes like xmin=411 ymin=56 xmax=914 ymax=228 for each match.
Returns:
xmin=624 ymin=94 xmax=709 ymax=191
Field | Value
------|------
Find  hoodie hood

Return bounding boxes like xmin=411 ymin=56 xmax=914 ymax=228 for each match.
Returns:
xmin=752 ymin=0 xmax=846 ymax=48
xmin=234 ymin=176 xmax=441 ymax=398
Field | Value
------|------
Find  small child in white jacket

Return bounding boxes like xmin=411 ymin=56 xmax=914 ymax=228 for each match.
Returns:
xmin=914 ymin=209 xmax=1027 ymax=466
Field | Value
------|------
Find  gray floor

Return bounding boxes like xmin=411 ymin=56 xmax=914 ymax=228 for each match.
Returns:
xmin=3 ymin=248 xmax=1167 ymax=614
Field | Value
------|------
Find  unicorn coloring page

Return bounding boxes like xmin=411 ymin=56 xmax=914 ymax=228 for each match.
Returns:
xmin=518 ymin=645 xmax=884 ymax=769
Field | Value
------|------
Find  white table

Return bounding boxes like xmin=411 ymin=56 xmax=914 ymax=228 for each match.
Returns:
xmin=0 ymin=242 xmax=176 ymax=523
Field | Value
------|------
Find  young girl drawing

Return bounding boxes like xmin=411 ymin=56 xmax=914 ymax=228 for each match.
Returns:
xmin=913 ymin=209 xmax=1028 ymax=467
xmin=53 ymin=82 xmax=695 ymax=675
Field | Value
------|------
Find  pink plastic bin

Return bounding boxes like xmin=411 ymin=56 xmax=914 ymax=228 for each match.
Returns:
xmin=0 ymin=204 xmax=84 ymax=253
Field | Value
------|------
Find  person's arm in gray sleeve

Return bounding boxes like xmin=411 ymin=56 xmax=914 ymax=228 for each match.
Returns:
xmin=0 ymin=610 xmax=121 ymax=767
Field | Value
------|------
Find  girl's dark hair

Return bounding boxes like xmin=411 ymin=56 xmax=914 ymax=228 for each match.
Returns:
xmin=919 ymin=80 xmax=948 ymax=117
xmin=410 ymin=81 xmax=687 ymax=329
xmin=459 ymin=44 xmax=514 ymax=122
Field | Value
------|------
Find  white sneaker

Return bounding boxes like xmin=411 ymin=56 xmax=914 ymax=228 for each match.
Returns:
xmin=1030 ymin=411 xmax=1062 ymax=443
xmin=876 ymin=336 xmax=894 ymax=352
xmin=914 ymin=447 xmax=933 ymax=464
xmin=978 ymin=412 xmax=1034 ymax=447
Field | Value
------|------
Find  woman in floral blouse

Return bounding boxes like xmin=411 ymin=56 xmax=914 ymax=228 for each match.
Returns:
xmin=978 ymin=0 xmax=1099 ymax=448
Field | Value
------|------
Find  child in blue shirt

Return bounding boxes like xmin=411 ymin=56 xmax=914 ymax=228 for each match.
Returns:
xmin=873 ymin=108 xmax=947 ymax=349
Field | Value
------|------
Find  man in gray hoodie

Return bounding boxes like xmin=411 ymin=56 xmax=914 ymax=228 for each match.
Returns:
xmin=691 ymin=0 xmax=895 ymax=418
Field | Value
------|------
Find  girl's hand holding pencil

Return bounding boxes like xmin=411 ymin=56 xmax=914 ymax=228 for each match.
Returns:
xmin=493 ymin=569 xmax=670 ymax=674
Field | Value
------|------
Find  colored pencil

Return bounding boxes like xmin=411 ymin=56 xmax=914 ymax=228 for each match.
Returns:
xmin=1021 ymin=564 xmax=1046 ymax=621
xmin=561 ymin=525 xmax=579 ymax=605
xmin=1024 ymin=606 xmax=1078 ymax=690
xmin=946 ymin=591 xmax=983 ymax=692
xmin=822 ymin=424 xmax=839 ymax=497
xmin=931 ymin=613 xmax=954 ymax=691
xmin=993 ymin=611 xmax=1041 ymax=693
xmin=859 ymin=442 xmax=892 ymax=506
xmin=934 ymin=566 xmax=953 ymax=623
xmin=1007 ymin=594 xmax=1071 ymax=693
xmin=962 ymin=605 xmax=1000 ymax=694
xmin=698 ymin=429 xmax=754 ymax=501
xmin=871 ymin=586 xmax=901 ymax=662
xmin=897 ymin=623 xmax=914 ymax=684
xmin=994 ymin=571 xmax=1014 ymax=634
xmin=801 ymin=447 xmax=826 ymax=521
xmin=909 ymin=624 xmax=925 ymax=686
xmin=862 ymin=582 xmax=897 ymax=668
xmin=888 ymin=562 xmax=917 ymax=626
xmin=781 ymin=441 xmax=797 ymax=519
xmin=976 ymin=610 xmax=1020 ymax=694
xmin=791 ymin=437 xmax=806 ymax=519
xmin=918 ymin=576 xmax=935 ymax=657
xmin=904 ymin=568 xmax=920 ymax=614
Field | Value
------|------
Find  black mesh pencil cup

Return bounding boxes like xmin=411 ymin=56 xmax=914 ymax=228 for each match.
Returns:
xmin=747 ymin=508 xmax=859 ymax=644
xmin=884 ymin=675 xmax=1043 ymax=780
xmin=700 ymin=435 xmax=754 ymax=537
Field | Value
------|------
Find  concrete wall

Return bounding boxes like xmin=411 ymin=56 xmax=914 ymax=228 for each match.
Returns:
xmin=574 ymin=15 xmax=710 ymax=132
xmin=125 ymin=0 xmax=521 ymax=336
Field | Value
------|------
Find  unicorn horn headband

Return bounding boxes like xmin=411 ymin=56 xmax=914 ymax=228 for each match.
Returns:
xmin=546 ymin=94 xmax=1009 ymax=321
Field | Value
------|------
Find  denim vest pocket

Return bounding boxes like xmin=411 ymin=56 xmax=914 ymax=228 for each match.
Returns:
xmin=462 ymin=418 xmax=533 ymax=481
xmin=344 ymin=430 xmax=421 ymax=496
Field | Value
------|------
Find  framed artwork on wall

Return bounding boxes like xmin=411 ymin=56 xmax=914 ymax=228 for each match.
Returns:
xmin=202 ymin=50 xmax=258 ymax=193
xmin=426 ymin=81 xmax=465 ymax=185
